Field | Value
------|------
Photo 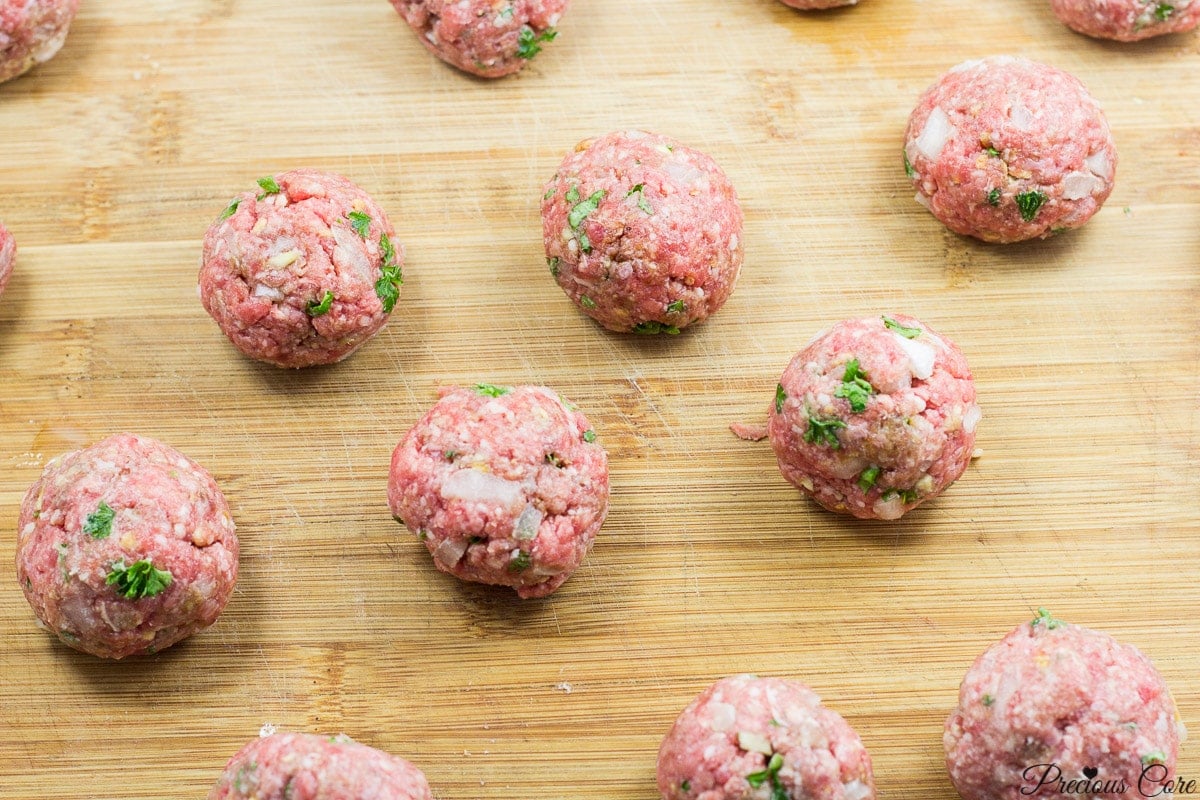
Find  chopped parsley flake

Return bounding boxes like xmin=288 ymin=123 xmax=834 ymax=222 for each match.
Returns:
xmin=903 ymin=150 xmax=916 ymax=179
xmin=987 ymin=188 xmax=1002 ymax=207
xmin=256 ymin=176 xmax=281 ymax=199
xmin=804 ymin=415 xmax=846 ymax=448
xmin=632 ymin=321 xmax=681 ymax=335
xmin=375 ymin=232 xmax=404 ymax=313
xmin=542 ymin=186 xmax=555 ymax=200
xmin=444 ymin=450 xmax=459 ymax=461
xmin=83 ymin=501 xmax=115 ymax=539
xmin=565 ymin=185 xmax=580 ymax=205
xmin=498 ymin=5 xmax=514 ymax=21
xmin=1155 ymin=3 xmax=1174 ymax=20
xmin=985 ymin=147 xmax=1002 ymax=158
xmin=666 ymin=300 xmax=686 ymax=314
xmin=775 ymin=384 xmax=786 ymax=414
xmin=746 ymin=753 xmax=785 ymax=794
xmin=548 ymin=256 xmax=560 ymax=277
xmin=579 ymin=231 xmax=592 ymax=253
xmin=681 ymin=780 xmax=691 ymax=793
xmin=306 ymin=290 xmax=334 ymax=317
xmin=474 ymin=383 xmax=511 ymax=397
xmin=1015 ymin=190 xmax=1048 ymax=223
xmin=219 ymin=198 xmax=240 ymax=220
xmin=509 ymin=550 xmax=532 ymax=572
xmin=982 ymin=694 xmax=995 ymax=707
xmin=580 ymin=294 xmax=597 ymax=309
xmin=881 ymin=488 xmax=919 ymax=503
xmin=1031 ymin=607 xmax=1065 ymax=630
xmin=626 ymin=184 xmax=654 ymax=215
xmin=857 ymin=466 xmax=881 ymax=493
xmin=545 ymin=452 xmax=565 ymax=468
xmin=105 ymin=559 xmax=173 ymax=600
xmin=517 ymin=25 xmax=558 ymax=60
xmin=1142 ymin=751 xmax=1167 ymax=766
xmin=348 ymin=211 xmax=372 ymax=239
xmin=582 ymin=430 xmax=597 ymax=443
xmin=883 ymin=316 xmax=922 ymax=338
xmin=834 ymin=358 xmax=873 ymax=413
xmin=568 ymin=190 xmax=606 ymax=229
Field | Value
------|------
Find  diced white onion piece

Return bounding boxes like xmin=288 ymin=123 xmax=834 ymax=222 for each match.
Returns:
xmin=963 ymin=405 xmax=982 ymax=434
xmin=332 ymin=224 xmax=373 ymax=283
xmin=829 ymin=456 xmax=868 ymax=480
xmin=914 ymin=191 xmax=931 ymax=210
xmin=872 ymin=495 xmax=906 ymax=520
xmin=441 ymin=469 xmax=524 ymax=509
xmin=844 ymin=780 xmax=873 ymax=800
xmin=915 ymin=474 xmax=935 ymax=494
xmin=1085 ymin=150 xmax=1112 ymax=180
xmin=709 ymin=702 xmax=737 ymax=732
xmin=914 ymin=107 xmax=954 ymax=161
xmin=252 ymin=284 xmax=285 ymax=302
xmin=1010 ymin=103 xmax=1034 ymax=130
xmin=514 ymin=504 xmax=543 ymax=541
xmin=433 ymin=537 xmax=469 ymax=568
xmin=267 ymin=249 xmax=301 ymax=268
xmin=664 ymin=160 xmax=704 ymax=186
xmin=1061 ymin=172 xmax=1102 ymax=201
xmin=893 ymin=334 xmax=936 ymax=380
xmin=737 ymin=731 xmax=773 ymax=755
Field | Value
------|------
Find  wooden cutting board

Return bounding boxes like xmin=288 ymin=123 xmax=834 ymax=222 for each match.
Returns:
xmin=1 ymin=0 xmax=1198 ymax=797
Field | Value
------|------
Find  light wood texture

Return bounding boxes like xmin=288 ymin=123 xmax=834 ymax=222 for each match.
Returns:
xmin=1 ymin=0 xmax=1199 ymax=797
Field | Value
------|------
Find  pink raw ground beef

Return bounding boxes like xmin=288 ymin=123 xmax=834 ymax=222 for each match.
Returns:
xmin=0 ymin=0 xmax=79 ymax=84
xmin=210 ymin=732 xmax=432 ymax=800
xmin=0 ymin=222 xmax=14 ymax=295
xmin=391 ymin=0 xmax=567 ymax=78
xmin=945 ymin=610 xmax=1185 ymax=800
xmin=777 ymin=0 xmax=859 ymax=9
xmin=1050 ymin=0 xmax=1200 ymax=40
xmin=657 ymin=674 xmax=876 ymax=800
xmin=15 ymin=433 xmax=238 ymax=659
xmin=199 ymin=169 xmax=404 ymax=368
xmin=768 ymin=315 xmax=979 ymax=521
xmin=904 ymin=56 xmax=1116 ymax=243
xmin=542 ymin=130 xmax=744 ymax=335
xmin=388 ymin=384 xmax=608 ymax=599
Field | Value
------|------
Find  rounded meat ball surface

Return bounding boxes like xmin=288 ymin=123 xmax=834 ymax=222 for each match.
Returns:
xmin=15 ymin=433 xmax=238 ymax=659
xmin=657 ymin=674 xmax=876 ymax=800
xmin=388 ymin=384 xmax=608 ymax=599
xmin=904 ymin=56 xmax=1116 ymax=243
xmin=0 ymin=0 xmax=79 ymax=84
xmin=1050 ymin=0 xmax=1200 ymax=40
xmin=199 ymin=169 xmax=404 ymax=368
xmin=542 ymin=130 xmax=744 ymax=334
xmin=210 ymin=732 xmax=432 ymax=800
xmin=391 ymin=0 xmax=567 ymax=78
xmin=945 ymin=610 xmax=1185 ymax=800
xmin=777 ymin=0 xmax=860 ymax=9
xmin=0 ymin=221 xmax=14 ymax=296
xmin=768 ymin=315 xmax=979 ymax=521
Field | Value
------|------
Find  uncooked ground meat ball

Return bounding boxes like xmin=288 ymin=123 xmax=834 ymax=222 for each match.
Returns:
xmin=777 ymin=0 xmax=859 ymax=9
xmin=15 ymin=433 xmax=238 ymax=659
xmin=1050 ymin=0 xmax=1200 ymax=41
xmin=0 ymin=221 xmax=14 ymax=295
xmin=391 ymin=0 xmax=567 ymax=78
xmin=210 ymin=732 xmax=432 ymax=800
xmin=657 ymin=674 xmax=876 ymax=800
xmin=0 ymin=0 xmax=79 ymax=84
xmin=388 ymin=384 xmax=608 ymax=598
xmin=903 ymin=56 xmax=1116 ymax=243
xmin=542 ymin=130 xmax=744 ymax=335
xmin=768 ymin=315 xmax=979 ymax=520
xmin=945 ymin=610 xmax=1186 ymax=800
xmin=199 ymin=169 xmax=404 ymax=368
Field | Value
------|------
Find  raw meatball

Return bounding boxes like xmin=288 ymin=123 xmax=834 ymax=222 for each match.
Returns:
xmin=210 ymin=732 xmax=432 ymax=800
xmin=199 ymin=169 xmax=404 ymax=368
xmin=657 ymin=674 xmax=876 ymax=800
xmin=391 ymin=0 xmax=567 ymax=78
xmin=15 ymin=433 xmax=238 ymax=659
xmin=0 ymin=221 xmax=14 ymax=295
xmin=903 ymin=56 xmax=1116 ymax=243
xmin=768 ymin=315 xmax=979 ymax=521
xmin=777 ymin=0 xmax=859 ymax=9
xmin=945 ymin=610 xmax=1185 ymax=800
xmin=541 ymin=130 xmax=744 ymax=334
xmin=0 ymin=0 xmax=79 ymax=84
xmin=1050 ymin=0 xmax=1200 ymax=40
xmin=388 ymin=384 xmax=608 ymax=598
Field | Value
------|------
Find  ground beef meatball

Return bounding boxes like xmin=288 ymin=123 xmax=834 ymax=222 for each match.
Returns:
xmin=541 ymin=130 xmax=744 ymax=335
xmin=945 ymin=610 xmax=1186 ymax=800
xmin=0 ymin=0 xmax=79 ymax=84
xmin=391 ymin=0 xmax=567 ymax=78
xmin=1050 ymin=0 xmax=1200 ymax=41
xmin=0 ymin=221 xmax=14 ymax=296
xmin=15 ymin=433 xmax=238 ymax=659
xmin=388 ymin=384 xmax=608 ymax=599
xmin=777 ymin=0 xmax=859 ymax=9
xmin=199 ymin=169 xmax=404 ymax=368
xmin=767 ymin=315 xmax=979 ymax=521
xmin=903 ymin=56 xmax=1116 ymax=243
xmin=658 ymin=675 xmax=876 ymax=800
xmin=210 ymin=732 xmax=432 ymax=800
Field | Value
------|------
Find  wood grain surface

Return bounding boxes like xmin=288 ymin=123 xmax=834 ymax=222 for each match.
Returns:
xmin=1 ymin=0 xmax=1199 ymax=798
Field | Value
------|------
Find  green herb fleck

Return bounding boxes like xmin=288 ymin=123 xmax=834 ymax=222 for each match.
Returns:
xmin=83 ymin=501 xmax=115 ymax=539
xmin=517 ymin=25 xmax=558 ymax=59
xmin=474 ymin=383 xmax=511 ymax=397
xmin=219 ymin=198 xmax=240 ymax=220
xmin=632 ymin=321 xmax=681 ymax=335
xmin=306 ymin=290 xmax=334 ymax=317
xmin=985 ymin=147 xmax=1002 ymax=158
xmin=774 ymin=384 xmax=787 ymax=414
xmin=681 ymin=780 xmax=691 ymax=793
xmin=804 ymin=415 xmax=846 ymax=448
xmin=747 ymin=752 xmax=785 ymax=792
xmin=1142 ymin=750 xmax=1167 ymax=766
xmin=417 ymin=529 xmax=429 ymax=541
xmin=1155 ymin=3 xmax=1174 ymax=20
xmin=982 ymin=694 xmax=995 ymax=707
xmin=903 ymin=150 xmax=916 ymax=179
xmin=1015 ymin=190 xmax=1048 ymax=223
xmin=883 ymin=316 xmax=922 ymax=338
xmin=548 ymin=256 xmax=560 ymax=277
xmin=545 ymin=452 xmax=565 ymax=468
xmin=565 ymin=185 xmax=580 ymax=205
xmin=509 ymin=550 xmax=532 ymax=572
xmin=444 ymin=450 xmax=459 ymax=461
xmin=105 ymin=559 xmax=173 ymax=600
xmin=568 ymin=190 xmax=606 ymax=229
xmin=498 ymin=5 xmax=514 ymax=21
xmin=626 ymin=183 xmax=654 ymax=215
xmin=256 ymin=176 xmax=281 ymax=199
xmin=834 ymin=358 xmax=874 ymax=413
xmin=543 ymin=186 xmax=555 ymax=201
xmin=666 ymin=300 xmax=686 ymax=314
xmin=881 ymin=487 xmax=919 ymax=504
xmin=579 ymin=231 xmax=592 ymax=253
xmin=857 ymin=466 xmax=881 ymax=493
xmin=380 ymin=232 xmax=398 ymax=267
xmin=580 ymin=294 xmax=597 ymax=309
xmin=987 ymin=188 xmax=1002 ymax=207
xmin=375 ymin=230 xmax=403 ymax=313
xmin=582 ymin=430 xmax=597 ymax=443
xmin=348 ymin=210 xmax=372 ymax=239
xmin=1031 ymin=607 xmax=1065 ymax=630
